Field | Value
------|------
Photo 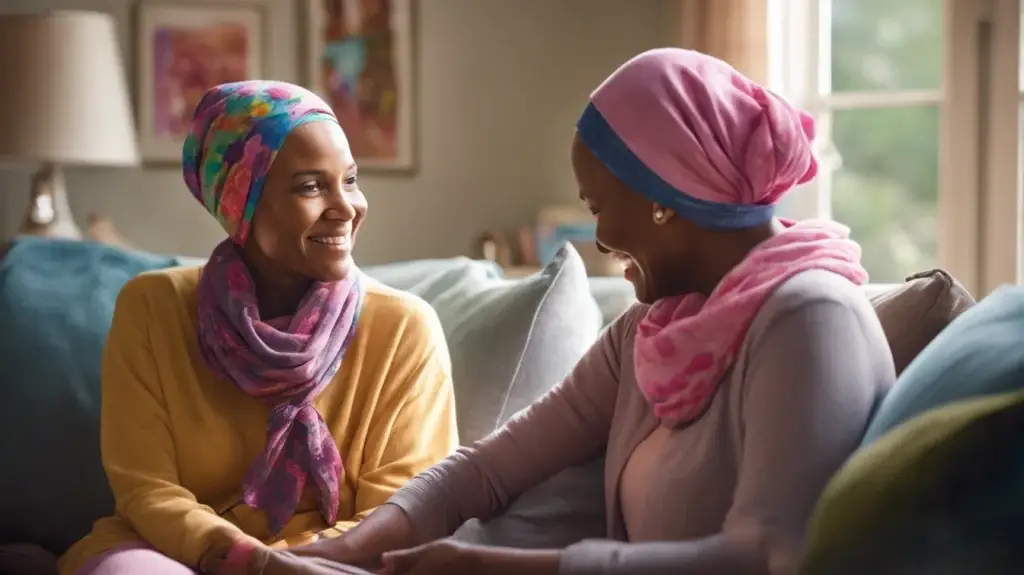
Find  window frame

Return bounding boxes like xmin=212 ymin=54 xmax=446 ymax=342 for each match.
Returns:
xmin=768 ymin=0 xmax=1021 ymax=296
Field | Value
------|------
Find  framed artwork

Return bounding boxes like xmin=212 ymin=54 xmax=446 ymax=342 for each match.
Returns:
xmin=135 ymin=2 xmax=265 ymax=163
xmin=304 ymin=0 xmax=415 ymax=172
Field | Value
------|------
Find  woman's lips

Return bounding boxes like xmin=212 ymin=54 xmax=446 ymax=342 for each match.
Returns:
xmin=307 ymin=234 xmax=351 ymax=251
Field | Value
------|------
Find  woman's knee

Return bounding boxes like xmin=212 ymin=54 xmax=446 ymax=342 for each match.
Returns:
xmin=76 ymin=546 xmax=196 ymax=575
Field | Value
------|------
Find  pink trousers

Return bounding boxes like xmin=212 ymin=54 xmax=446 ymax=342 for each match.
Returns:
xmin=74 ymin=542 xmax=196 ymax=575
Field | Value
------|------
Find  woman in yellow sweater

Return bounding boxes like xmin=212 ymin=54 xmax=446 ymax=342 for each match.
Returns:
xmin=58 ymin=81 xmax=458 ymax=575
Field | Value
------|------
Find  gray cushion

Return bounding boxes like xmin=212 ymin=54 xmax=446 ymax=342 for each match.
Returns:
xmin=587 ymin=276 xmax=637 ymax=327
xmin=868 ymin=269 xmax=974 ymax=376
xmin=407 ymin=244 xmax=601 ymax=444
xmin=365 ymin=258 xmax=502 ymax=292
xmin=453 ymin=457 xmax=606 ymax=548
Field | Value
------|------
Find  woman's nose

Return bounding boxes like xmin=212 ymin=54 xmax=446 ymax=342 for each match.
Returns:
xmin=325 ymin=188 xmax=358 ymax=220
xmin=595 ymin=240 xmax=611 ymax=254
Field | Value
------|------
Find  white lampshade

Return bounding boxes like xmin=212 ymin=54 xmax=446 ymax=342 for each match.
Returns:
xmin=0 ymin=11 xmax=139 ymax=166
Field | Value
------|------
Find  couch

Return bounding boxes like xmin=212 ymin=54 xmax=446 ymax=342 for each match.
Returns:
xmin=2 ymin=235 xmax=1008 ymax=574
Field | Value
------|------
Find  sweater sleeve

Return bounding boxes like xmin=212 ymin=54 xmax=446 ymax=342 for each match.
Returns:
xmin=101 ymin=277 xmax=262 ymax=568
xmin=325 ymin=304 xmax=460 ymax=536
xmin=559 ymin=300 xmax=892 ymax=575
xmin=386 ymin=306 xmax=636 ymax=542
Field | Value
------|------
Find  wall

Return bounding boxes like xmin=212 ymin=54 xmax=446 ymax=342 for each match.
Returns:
xmin=0 ymin=0 xmax=674 ymax=263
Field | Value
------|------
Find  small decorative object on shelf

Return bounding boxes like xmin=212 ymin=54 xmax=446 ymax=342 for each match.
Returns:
xmin=515 ymin=226 xmax=538 ymax=266
xmin=304 ymin=0 xmax=415 ymax=172
xmin=471 ymin=231 xmax=512 ymax=268
xmin=534 ymin=205 xmax=620 ymax=276
xmin=474 ymin=204 xmax=623 ymax=279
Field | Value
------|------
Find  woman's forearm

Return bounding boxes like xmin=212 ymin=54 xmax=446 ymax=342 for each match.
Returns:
xmin=559 ymin=534 xmax=769 ymax=575
xmin=479 ymin=548 xmax=562 ymax=575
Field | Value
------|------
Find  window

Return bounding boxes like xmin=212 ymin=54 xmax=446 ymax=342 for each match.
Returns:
xmin=769 ymin=0 xmax=1021 ymax=294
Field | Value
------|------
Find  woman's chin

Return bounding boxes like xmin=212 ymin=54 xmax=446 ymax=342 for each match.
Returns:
xmin=309 ymin=254 xmax=355 ymax=283
xmin=627 ymin=275 xmax=653 ymax=305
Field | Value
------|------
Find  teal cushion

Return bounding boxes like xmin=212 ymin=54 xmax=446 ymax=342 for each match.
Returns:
xmin=862 ymin=285 xmax=1024 ymax=445
xmin=0 ymin=237 xmax=190 ymax=554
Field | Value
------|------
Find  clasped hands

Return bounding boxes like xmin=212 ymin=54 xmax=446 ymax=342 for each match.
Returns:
xmin=283 ymin=538 xmax=561 ymax=575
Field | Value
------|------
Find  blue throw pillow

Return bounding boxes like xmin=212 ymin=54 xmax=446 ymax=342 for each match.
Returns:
xmin=862 ymin=285 xmax=1024 ymax=445
xmin=0 ymin=237 xmax=187 ymax=554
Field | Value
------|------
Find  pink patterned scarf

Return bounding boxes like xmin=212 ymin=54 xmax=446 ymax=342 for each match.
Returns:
xmin=185 ymin=82 xmax=364 ymax=533
xmin=634 ymin=220 xmax=867 ymax=424
xmin=577 ymin=49 xmax=868 ymax=425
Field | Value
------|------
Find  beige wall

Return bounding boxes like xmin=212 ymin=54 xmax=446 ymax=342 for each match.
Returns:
xmin=0 ymin=0 xmax=674 ymax=263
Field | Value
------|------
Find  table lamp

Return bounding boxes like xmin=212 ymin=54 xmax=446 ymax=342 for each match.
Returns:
xmin=0 ymin=11 xmax=139 ymax=239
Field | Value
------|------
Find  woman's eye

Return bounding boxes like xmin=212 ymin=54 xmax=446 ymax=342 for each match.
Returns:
xmin=344 ymin=175 xmax=358 ymax=187
xmin=580 ymin=196 xmax=598 ymax=215
xmin=298 ymin=183 xmax=321 ymax=195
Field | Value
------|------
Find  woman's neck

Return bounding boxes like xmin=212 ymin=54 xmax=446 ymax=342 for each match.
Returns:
xmin=689 ymin=219 xmax=784 ymax=297
xmin=239 ymin=244 xmax=312 ymax=319
xmin=253 ymin=274 xmax=311 ymax=319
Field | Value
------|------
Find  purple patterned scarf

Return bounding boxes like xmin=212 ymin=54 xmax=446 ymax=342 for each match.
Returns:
xmin=185 ymin=81 xmax=364 ymax=534
xmin=197 ymin=241 xmax=362 ymax=534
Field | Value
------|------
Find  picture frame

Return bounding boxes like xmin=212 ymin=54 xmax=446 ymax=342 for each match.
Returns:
xmin=304 ymin=0 xmax=416 ymax=172
xmin=135 ymin=2 xmax=266 ymax=163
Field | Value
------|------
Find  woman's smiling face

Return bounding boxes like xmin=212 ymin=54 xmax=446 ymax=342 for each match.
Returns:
xmin=571 ymin=134 xmax=699 ymax=303
xmin=246 ymin=121 xmax=367 ymax=283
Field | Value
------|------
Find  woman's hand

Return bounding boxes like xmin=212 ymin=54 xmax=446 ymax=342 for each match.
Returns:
xmin=262 ymin=550 xmax=377 ymax=575
xmin=379 ymin=540 xmax=479 ymax=575
xmin=380 ymin=540 xmax=561 ymax=575
xmin=290 ymin=504 xmax=414 ymax=568
xmin=201 ymin=544 xmax=373 ymax=575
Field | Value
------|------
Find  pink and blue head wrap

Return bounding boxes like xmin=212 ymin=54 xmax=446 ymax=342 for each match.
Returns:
xmin=182 ymin=81 xmax=338 ymax=245
xmin=577 ymin=48 xmax=818 ymax=229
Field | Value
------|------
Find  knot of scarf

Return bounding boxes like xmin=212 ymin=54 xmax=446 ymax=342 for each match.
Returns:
xmin=185 ymin=80 xmax=362 ymax=533
xmin=197 ymin=241 xmax=363 ymax=533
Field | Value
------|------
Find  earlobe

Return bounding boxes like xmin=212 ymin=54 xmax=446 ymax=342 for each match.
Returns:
xmin=653 ymin=205 xmax=675 ymax=224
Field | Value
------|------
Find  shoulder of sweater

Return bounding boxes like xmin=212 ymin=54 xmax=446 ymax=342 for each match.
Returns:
xmin=742 ymin=270 xmax=884 ymax=362
xmin=755 ymin=269 xmax=873 ymax=324
xmin=116 ymin=265 xmax=201 ymax=313
xmin=360 ymin=276 xmax=446 ymax=346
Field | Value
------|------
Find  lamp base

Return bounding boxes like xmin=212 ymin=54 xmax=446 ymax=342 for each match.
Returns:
xmin=18 ymin=163 xmax=83 ymax=239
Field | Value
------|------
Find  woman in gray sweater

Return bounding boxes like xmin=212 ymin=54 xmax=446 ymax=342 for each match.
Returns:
xmin=296 ymin=48 xmax=895 ymax=575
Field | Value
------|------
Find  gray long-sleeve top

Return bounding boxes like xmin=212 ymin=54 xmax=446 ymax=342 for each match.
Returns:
xmin=389 ymin=270 xmax=895 ymax=574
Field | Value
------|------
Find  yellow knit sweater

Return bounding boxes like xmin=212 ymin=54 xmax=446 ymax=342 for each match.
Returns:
xmin=59 ymin=267 xmax=458 ymax=574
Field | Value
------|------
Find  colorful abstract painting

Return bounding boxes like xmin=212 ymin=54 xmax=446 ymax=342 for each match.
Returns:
xmin=306 ymin=0 xmax=414 ymax=171
xmin=137 ymin=4 xmax=264 ymax=162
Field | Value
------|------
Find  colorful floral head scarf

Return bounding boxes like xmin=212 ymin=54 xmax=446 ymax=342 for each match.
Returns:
xmin=182 ymin=81 xmax=338 ymax=245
